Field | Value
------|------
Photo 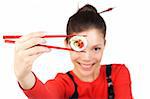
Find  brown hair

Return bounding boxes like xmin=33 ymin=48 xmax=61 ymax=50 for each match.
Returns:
xmin=66 ymin=4 xmax=106 ymax=42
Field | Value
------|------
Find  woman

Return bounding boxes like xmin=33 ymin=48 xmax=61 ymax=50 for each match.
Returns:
xmin=15 ymin=4 xmax=133 ymax=99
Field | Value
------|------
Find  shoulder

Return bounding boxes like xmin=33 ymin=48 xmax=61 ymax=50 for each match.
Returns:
xmin=111 ymin=64 xmax=130 ymax=78
xmin=101 ymin=64 xmax=131 ymax=84
xmin=101 ymin=64 xmax=130 ymax=74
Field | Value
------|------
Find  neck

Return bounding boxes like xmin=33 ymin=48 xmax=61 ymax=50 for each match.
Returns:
xmin=73 ymin=66 xmax=100 ymax=82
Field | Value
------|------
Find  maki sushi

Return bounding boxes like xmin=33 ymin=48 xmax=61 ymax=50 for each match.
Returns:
xmin=69 ymin=35 xmax=87 ymax=51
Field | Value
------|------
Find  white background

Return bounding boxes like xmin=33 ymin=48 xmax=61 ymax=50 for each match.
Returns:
xmin=0 ymin=0 xmax=150 ymax=99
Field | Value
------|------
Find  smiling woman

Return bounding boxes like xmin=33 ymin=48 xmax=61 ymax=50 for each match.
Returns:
xmin=16 ymin=4 xmax=133 ymax=99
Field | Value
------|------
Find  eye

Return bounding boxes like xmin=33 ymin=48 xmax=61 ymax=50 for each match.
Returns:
xmin=94 ymin=47 xmax=101 ymax=52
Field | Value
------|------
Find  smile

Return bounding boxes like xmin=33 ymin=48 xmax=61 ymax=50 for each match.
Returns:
xmin=77 ymin=62 xmax=95 ymax=71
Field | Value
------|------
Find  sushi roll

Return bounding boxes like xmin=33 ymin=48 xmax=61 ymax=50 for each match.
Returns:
xmin=69 ymin=35 xmax=87 ymax=51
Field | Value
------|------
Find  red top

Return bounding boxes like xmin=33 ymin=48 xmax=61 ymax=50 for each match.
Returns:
xmin=19 ymin=64 xmax=133 ymax=99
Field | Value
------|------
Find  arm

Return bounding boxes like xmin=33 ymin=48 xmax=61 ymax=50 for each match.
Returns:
xmin=19 ymin=72 xmax=74 ymax=99
xmin=15 ymin=32 xmax=73 ymax=98
xmin=18 ymin=72 xmax=60 ymax=99
xmin=18 ymin=72 xmax=36 ymax=90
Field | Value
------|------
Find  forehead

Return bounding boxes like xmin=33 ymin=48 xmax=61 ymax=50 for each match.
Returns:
xmin=76 ymin=29 xmax=105 ymax=46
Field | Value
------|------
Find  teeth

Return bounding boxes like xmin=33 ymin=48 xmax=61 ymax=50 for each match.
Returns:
xmin=80 ymin=63 xmax=93 ymax=67
xmin=77 ymin=62 xmax=96 ymax=71
xmin=81 ymin=64 xmax=92 ymax=66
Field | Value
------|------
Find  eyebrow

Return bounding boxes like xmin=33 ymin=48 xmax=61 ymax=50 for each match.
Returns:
xmin=91 ymin=44 xmax=103 ymax=48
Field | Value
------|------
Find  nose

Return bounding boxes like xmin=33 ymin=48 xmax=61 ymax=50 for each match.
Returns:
xmin=81 ymin=50 xmax=92 ymax=61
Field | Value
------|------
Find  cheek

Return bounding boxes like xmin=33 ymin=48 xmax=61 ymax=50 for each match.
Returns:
xmin=94 ymin=54 xmax=102 ymax=62
xmin=70 ymin=52 xmax=80 ymax=61
xmin=94 ymin=51 xmax=104 ymax=62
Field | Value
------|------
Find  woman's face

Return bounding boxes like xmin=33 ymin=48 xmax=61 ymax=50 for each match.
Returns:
xmin=66 ymin=28 xmax=105 ymax=77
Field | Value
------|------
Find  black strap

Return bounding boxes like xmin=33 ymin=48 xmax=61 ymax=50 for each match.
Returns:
xmin=66 ymin=72 xmax=78 ymax=99
xmin=106 ymin=64 xmax=115 ymax=99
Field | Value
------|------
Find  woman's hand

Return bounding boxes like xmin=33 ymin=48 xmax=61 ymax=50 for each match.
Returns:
xmin=14 ymin=32 xmax=50 ymax=89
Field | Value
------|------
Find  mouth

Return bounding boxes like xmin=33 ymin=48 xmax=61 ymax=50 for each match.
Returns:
xmin=77 ymin=62 xmax=95 ymax=71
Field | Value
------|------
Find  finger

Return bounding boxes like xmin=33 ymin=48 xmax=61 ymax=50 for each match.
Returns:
xmin=21 ymin=38 xmax=46 ymax=50
xmin=19 ymin=53 xmax=42 ymax=68
xmin=16 ymin=32 xmax=45 ymax=43
xmin=28 ymin=52 xmax=45 ymax=63
xmin=24 ymin=46 xmax=51 ymax=56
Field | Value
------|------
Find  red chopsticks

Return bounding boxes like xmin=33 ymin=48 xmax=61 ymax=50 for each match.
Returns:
xmin=3 ymin=34 xmax=77 ymax=51
xmin=99 ymin=7 xmax=114 ymax=14
xmin=3 ymin=34 xmax=76 ymax=39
